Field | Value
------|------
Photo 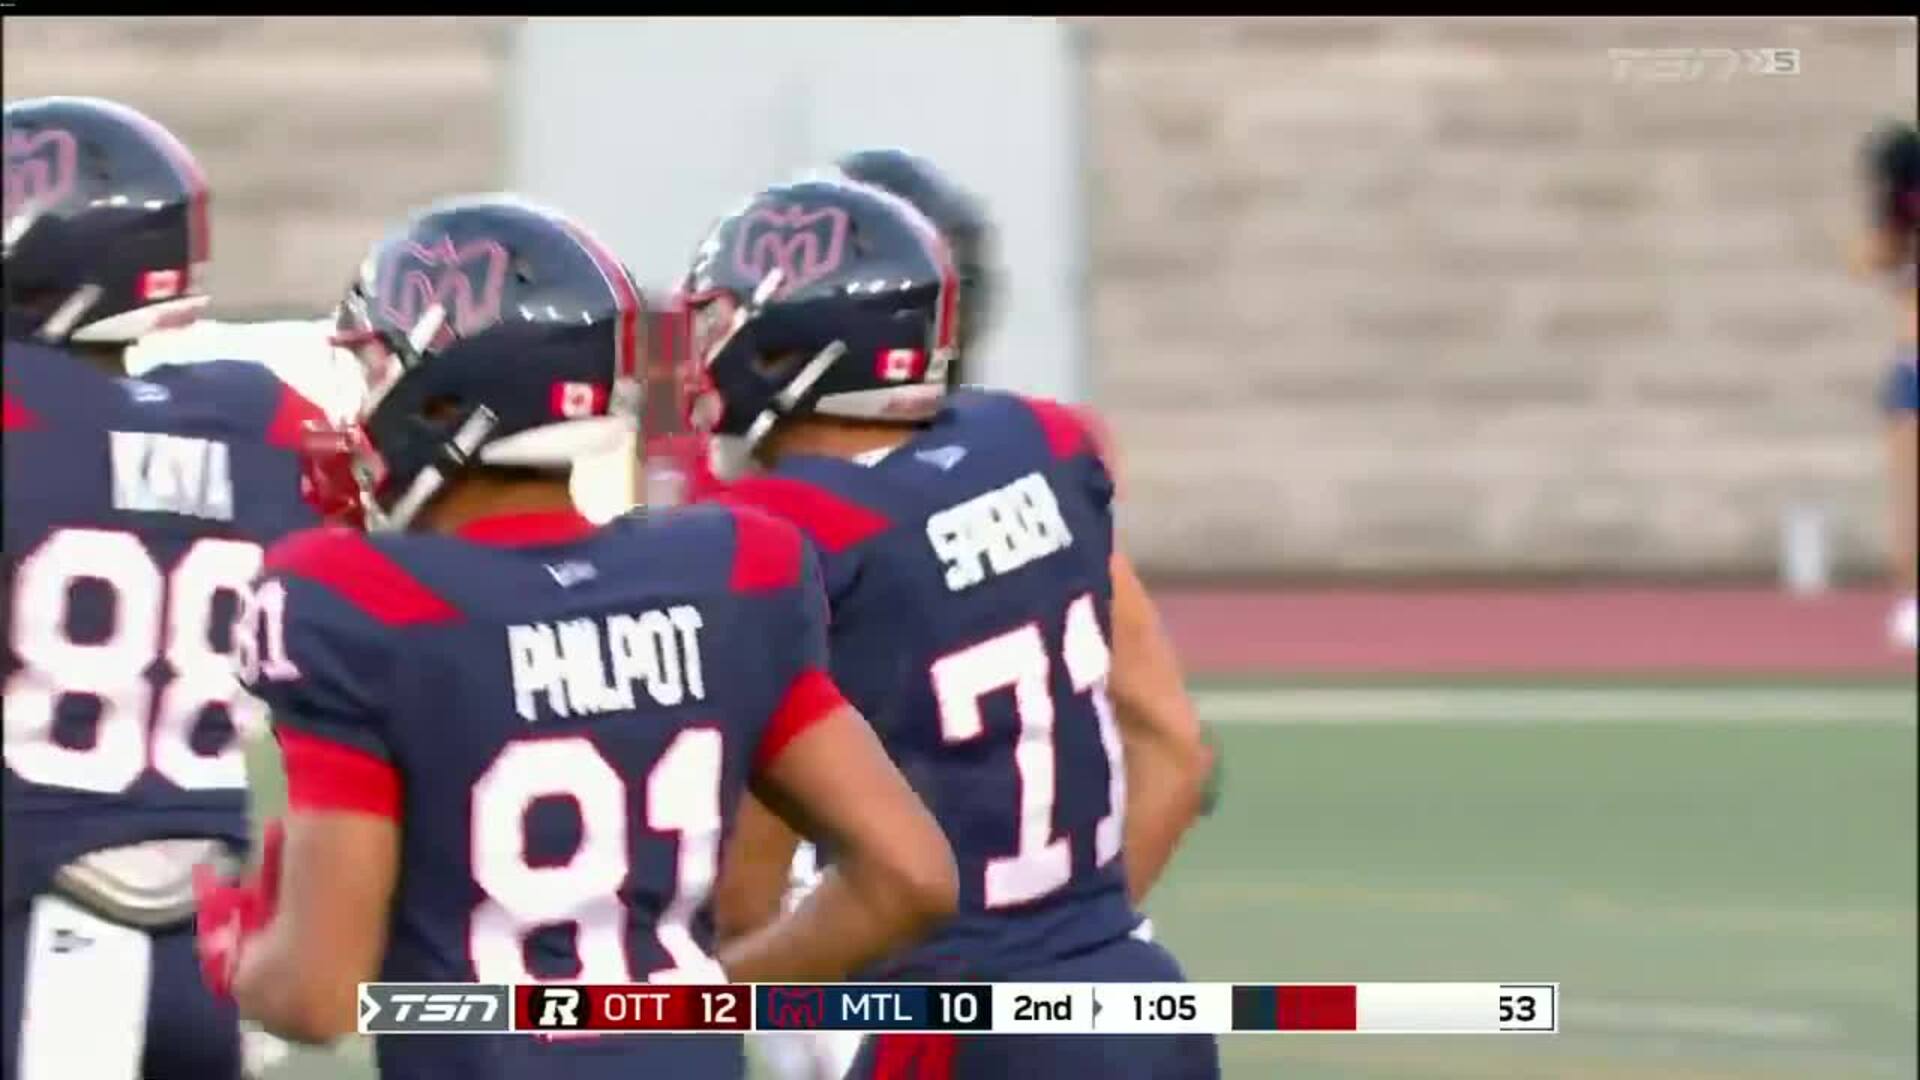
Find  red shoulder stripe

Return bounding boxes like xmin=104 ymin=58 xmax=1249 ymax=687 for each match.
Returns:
xmin=752 ymin=668 xmax=849 ymax=774
xmin=3 ymin=392 xmax=39 ymax=431
xmin=277 ymin=728 xmax=401 ymax=820
xmin=265 ymin=529 xmax=461 ymax=627
xmin=724 ymin=505 xmax=804 ymax=593
xmin=1019 ymin=394 xmax=1095 ymax=460
xmin=264 ymin=381 xmax=328 ymax=451
xmin=718 ymin=475 xmax=891 ymax=554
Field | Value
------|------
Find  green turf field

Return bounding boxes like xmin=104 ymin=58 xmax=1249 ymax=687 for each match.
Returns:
xmin=250 ymin=681 xmax=1918 ymax=1080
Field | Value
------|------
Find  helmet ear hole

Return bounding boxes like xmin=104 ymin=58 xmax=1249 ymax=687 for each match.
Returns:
xmin=7 ymin=286 xmax=67 ymax=317
xmin=750 ymin=349 xmax=808 ymax=381
xmin=419 ymin=394 xmax=465 ymax=427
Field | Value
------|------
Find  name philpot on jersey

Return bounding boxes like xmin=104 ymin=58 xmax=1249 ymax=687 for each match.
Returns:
xmin=926 ymin=471 xmax=1074 ymax=592
xmin=109 ymin=431 xmax=236 ymax=522
xmin=508 ymin=605 xmax=708 ymax=722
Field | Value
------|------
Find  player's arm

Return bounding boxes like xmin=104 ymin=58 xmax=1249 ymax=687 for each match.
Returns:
xmin=228 ymin=802 xmax=398 ymax=1043
xmin=712 ymin=790 xmax=802 ymax=943
xmin=1038 ymin=396 xmax=1215 ymax=903
xmin=1073 ymin=408 xmax=1212 ymax=902
xmin=718 ymin=695 xmax=955 ymax=983
xmin=1107 ymin=547 xmax=1214 ymax=903
xmin=197 ymin=547 xmax=402 ymax=1044
xmin=710 ymin=514 xmax=956 ymax=980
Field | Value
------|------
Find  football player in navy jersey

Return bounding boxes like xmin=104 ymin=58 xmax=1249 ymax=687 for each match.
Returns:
xmin=191 ymin=194 xmax=956 ymax=1080
xmin=1852 ymin=122 xmax=1919 ymax=648
xmin=3 ymin=96 xmax=329 ymax=1080
xmin=629 ymin=150 xmax=1000 ymax=1080
xmin=683 ymin=177 xmax=1218 ymax=1079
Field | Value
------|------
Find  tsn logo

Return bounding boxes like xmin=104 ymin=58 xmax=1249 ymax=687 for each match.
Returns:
xmin=388 ymin=993 xmax=498 ymax=1024
xmin=358 ymin=984 xmax=510 ymax=1033
xmin=1608 ymin=47 xmax=1801 ymax=84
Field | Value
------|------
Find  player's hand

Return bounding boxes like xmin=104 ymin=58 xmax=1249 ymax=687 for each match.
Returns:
xmin=194 ymin=820 xmax=285 ymax=999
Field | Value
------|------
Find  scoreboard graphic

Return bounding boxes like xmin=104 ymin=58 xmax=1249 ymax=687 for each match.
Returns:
xmin=358 ymin=982 xmax=1559 ymax=1036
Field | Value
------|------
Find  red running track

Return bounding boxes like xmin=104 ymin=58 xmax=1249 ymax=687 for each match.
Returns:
xmin=1153 ymin=586 xmax=1918 ymax=677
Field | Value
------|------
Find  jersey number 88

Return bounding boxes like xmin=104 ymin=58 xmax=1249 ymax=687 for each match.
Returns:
xmin=5 ymin=527 xmax=289 ymax=793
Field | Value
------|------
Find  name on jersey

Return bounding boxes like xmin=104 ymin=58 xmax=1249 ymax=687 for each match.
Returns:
xmin=508 ymin=605 xmax=707 ymax=722
xmin=926 ymin=471 xmax=1074 ymax=592
xmin=109 ymin=431 xmax=235 ymax=522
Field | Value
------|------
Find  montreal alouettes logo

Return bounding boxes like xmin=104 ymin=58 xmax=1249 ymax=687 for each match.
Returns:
xmin=377 ymin=236 xmax=510 ymax=342
xmin=731 ymin=204 xmax=851 ymax=297
xmin=4 ymin=127 xmax=78 ymax=221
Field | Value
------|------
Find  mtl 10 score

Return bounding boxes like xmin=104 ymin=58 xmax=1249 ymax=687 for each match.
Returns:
xmin=936 ymin=989 xmax=982 ymax=1027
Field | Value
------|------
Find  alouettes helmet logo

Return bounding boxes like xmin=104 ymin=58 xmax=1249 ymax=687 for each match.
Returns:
xmin=377 ymin=236 xmax=511 ymax=346
xmin=3 ymin=127 xmax=78 ymax=224
xmin=730 ymin=204 xmax=851 ymax=297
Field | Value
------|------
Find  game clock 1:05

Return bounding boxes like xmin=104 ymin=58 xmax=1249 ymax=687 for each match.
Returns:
xmin=1134 ymin=992 xmax=1197 ymax=1023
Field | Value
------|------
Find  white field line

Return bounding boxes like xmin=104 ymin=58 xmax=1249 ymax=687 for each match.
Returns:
xmin=1196 ymin=686 xmax=1918 ymax=726
xmin=244 ymin=687 xmax=1913 ymax=763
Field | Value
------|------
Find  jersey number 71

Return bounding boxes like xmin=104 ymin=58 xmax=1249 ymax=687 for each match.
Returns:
xmin=930 ymin=593 xmax=1125 ymax=908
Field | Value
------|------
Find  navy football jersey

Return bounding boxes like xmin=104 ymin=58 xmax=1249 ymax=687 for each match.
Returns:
xmin=238 ymin=505 xmax=841 ymax=1079
xmin=2 ymin=341 xmax=324 ymax=911
xmin=715 ymin=388 xmax=1137 ymax=980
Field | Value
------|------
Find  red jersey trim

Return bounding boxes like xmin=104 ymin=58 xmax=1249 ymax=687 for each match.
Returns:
xmin=1019 ymin=394 xmax=1096 ymax=460
xmin=278 ymin=728 xmax=401 ymax=820
xmin=724 ymin=504 xmax=805 ymax=593
xmin=263 ymin=382 xmax=328 ymax=451
xmin=869 ymin=1032 xmax=959 ymax=1079
xmin=1018 ymin=395 xmax=1120 ymax=495
xmin=3 ymin=392 xmax=38 ymax=431
xmin=456 ymin=511 xmax=598 ymax=547
xmin=265 ymin=529 xmax=462 ymax=627
xmin=718 ymin=475 xmax=891 ymax=554
xmin=753 ymin=668 xmax=848 ymax=774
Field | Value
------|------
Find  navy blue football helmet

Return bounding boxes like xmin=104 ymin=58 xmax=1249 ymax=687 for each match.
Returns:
xmin=323 ymin=194 xmax=645 ymax=530
xmin=835 ymin=147 xmax=995 ymax=381
xmin=3 ymin=96 xmax=210 ymax=344
xmin=680 ymin=177 xmax=959 ymax=474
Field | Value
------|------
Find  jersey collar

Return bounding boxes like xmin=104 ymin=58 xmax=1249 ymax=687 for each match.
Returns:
xmin=455 ymin=511 xmax=598 ymax=547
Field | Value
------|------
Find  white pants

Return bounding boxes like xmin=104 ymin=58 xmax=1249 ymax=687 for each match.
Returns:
xmin=12 ymin=893 xmax=153 ymax=1080
xmin=750 ymin=844 xmax=864 ymax=1080
xmin=8 ymin=893 xmax=288 ymax=1080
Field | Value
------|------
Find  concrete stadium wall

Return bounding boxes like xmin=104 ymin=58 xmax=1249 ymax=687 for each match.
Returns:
xmin=1 ymin=17 xmax=510 ymax=317
xmin=7 ymin=17 xmax=1915 ymax=578
xmin=1084 ymin=17 xmax=1918 ymax=578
